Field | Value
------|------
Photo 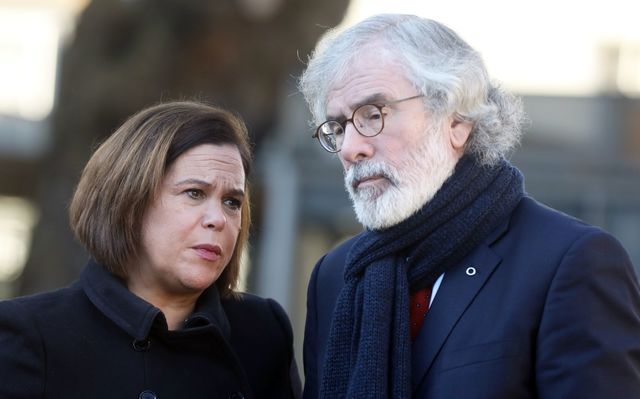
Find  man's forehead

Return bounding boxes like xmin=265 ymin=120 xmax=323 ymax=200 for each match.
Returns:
xmin=323 ymin=58 xmax=409 ymax=119
xmin=325 ymin=92 xmax=390 ymax=119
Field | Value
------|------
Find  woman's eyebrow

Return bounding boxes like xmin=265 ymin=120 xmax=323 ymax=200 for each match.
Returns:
xmin=174 ymin=179 xmax=245 ymax=196
xmin=174 ymin=178 xmax=210 ymax=187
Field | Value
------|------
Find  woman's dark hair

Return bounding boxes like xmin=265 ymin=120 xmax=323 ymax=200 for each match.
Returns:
xmin=69 ymin=101 xmax=252 ymax=297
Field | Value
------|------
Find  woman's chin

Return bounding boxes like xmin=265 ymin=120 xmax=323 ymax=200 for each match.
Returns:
xmin=178 ymin=271 xmax=222 ymax=294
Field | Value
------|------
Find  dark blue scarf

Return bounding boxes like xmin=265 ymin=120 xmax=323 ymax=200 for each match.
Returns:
xmin=320 ymin=155 xmax=524 ymax=398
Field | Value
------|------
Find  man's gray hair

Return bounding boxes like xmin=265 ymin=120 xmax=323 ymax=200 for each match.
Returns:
xmin=299 ymin=14 xmax=525 ymax=165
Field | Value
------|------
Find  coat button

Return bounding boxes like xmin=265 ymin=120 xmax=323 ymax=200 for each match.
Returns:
xmin=133 ymin=338 xmax=151 ymax=352
xmin=229 ymin=392 xmax=245 ymax=399
xmin=139 ymin=390 xmax=157 ymax=399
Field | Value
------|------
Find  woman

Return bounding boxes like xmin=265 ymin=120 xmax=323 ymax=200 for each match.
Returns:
xmin=0 ymin=101 xmax=301 ymax=398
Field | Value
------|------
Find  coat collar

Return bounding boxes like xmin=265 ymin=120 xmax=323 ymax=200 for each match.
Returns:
xmin=411 ymin=216 xmax=510 ymax=392
xmin=80 ymin=260 xmax=231 ymax=341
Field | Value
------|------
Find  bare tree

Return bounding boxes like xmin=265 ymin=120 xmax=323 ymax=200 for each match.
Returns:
xmin=19 ymin=0 xmax=349 ymax=295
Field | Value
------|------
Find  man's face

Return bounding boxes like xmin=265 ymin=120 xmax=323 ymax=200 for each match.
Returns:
xmin=324 ymin=53 xmax=462 ymax=229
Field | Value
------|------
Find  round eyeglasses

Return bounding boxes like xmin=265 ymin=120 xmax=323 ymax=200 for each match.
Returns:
xmin=312 ymin=94 xmax=425 ymax=153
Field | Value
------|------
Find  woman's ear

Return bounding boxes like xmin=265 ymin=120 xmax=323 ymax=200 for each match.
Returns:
xmin=448 ymin=117 xmax=473 ymax=150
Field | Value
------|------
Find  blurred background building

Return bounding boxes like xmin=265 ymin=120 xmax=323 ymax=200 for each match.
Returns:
xmin=1 ymin=0 xmax=639 ymax=374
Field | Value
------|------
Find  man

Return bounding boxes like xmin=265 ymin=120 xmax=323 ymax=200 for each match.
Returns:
xmin=298 ymin=14 xmax=640 ymax=398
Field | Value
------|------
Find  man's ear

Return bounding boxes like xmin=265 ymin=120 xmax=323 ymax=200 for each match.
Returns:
xmin=449 ymin=117 xmax=473 ymax=150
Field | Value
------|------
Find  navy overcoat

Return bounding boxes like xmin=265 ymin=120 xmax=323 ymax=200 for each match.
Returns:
xmin=303 ymin=197 xmax=640 ymax=398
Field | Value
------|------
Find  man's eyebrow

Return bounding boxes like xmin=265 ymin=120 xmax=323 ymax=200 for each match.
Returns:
xmin=326 ymin=93 xmax=388 ymax=121
xmin=359 ymin=93 xmax=388 ymax=106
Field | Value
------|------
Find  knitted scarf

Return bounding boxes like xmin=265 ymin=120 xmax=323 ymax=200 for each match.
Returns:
xmin=319 ymin=155 xmax=524 ymax=398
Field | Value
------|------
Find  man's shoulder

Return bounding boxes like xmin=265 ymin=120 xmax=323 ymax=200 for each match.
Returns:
xmin=325 ymin=233 xmax=363 ymax=260
xmin=315 ymin=233 xmax=364 ymax=279
xmin=500 ymin=196 xmax=628 ymax=264
xmin=306 ymin=233 xmax=366 ymax=312
xmin=511 ymin=196 xmax=601 ymax=238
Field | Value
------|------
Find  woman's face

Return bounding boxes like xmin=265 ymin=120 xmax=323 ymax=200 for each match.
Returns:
xmin=129 ymin=143 xmax=245 ymax=301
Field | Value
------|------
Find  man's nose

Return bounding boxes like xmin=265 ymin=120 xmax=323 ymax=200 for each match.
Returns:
xmin=339 ymin=123 xmax=374 ymax=165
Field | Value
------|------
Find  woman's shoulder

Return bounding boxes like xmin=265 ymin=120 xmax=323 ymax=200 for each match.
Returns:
xmin=221 ymin=292 xmax=294 ymax=355
xmin=221 ymin=292 xmax=292 ymax=335
xmin=0 ymin=284 xmax=83 ymax=316
xmin=221 ymin=293 xmax=300 ymax=397
xmin=0 ymin=283 xmax=90 ymax=341
xmin=0 ymin=286 xmax=84 ymax=380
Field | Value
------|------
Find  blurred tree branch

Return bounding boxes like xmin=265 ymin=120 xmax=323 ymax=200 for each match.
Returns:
xmin=18 ymin=0 xmax=349 ymax=295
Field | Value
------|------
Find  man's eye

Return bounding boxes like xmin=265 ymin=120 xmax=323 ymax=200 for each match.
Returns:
xmin=185 ymin=189 xmax=204 ymax=200
xmin=366 ymin=110 xmax=382 ymax=120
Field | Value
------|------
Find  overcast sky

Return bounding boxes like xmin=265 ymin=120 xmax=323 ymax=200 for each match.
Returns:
xmin=343 ymin=0 xmax=640 ymax=96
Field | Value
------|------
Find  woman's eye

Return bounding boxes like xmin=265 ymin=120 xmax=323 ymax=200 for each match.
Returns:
xmin=185 ymin=189 xmax=204 ymax=200
xmin=224 ymin=198 xmax=242 ymax=210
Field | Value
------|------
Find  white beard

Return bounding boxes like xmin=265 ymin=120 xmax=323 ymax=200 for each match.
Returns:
xmin=344 ymin=123 xmax=459 ymax=230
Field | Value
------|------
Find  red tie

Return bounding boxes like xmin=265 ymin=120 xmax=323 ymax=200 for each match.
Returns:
xmin=409 ymin=287 xmax=432 ymax=341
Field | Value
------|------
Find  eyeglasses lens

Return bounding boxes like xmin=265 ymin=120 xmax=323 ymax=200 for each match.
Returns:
xmin=316 ymin=104 xmax=384 ymax=152
xmin=354 ymin=105 xmax=383 ymax=137
xmin=318 ymin=121 xmax=342 ymax=152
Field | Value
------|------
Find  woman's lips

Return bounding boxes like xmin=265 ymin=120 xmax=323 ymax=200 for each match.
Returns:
xmin=193 ymin=244 xmax=222 ymax=262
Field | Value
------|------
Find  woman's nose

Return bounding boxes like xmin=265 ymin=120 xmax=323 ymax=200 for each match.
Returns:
xmin=202 ymin=203 xmax=226 ymax=231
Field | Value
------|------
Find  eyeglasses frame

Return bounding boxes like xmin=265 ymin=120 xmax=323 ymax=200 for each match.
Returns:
xmin=311 ymin=94 xmax=425 ymax=153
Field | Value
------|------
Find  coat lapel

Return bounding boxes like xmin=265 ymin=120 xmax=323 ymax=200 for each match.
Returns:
xmin=411 ymin=224 xmax=506 ymax=392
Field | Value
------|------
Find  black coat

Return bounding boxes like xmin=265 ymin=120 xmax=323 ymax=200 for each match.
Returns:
xmin=0 ymin=261 xmax=301 ymax=399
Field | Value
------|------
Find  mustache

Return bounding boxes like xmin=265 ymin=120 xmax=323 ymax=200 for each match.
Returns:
xmin=344 ymin=161 xmax=399 ymax=189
